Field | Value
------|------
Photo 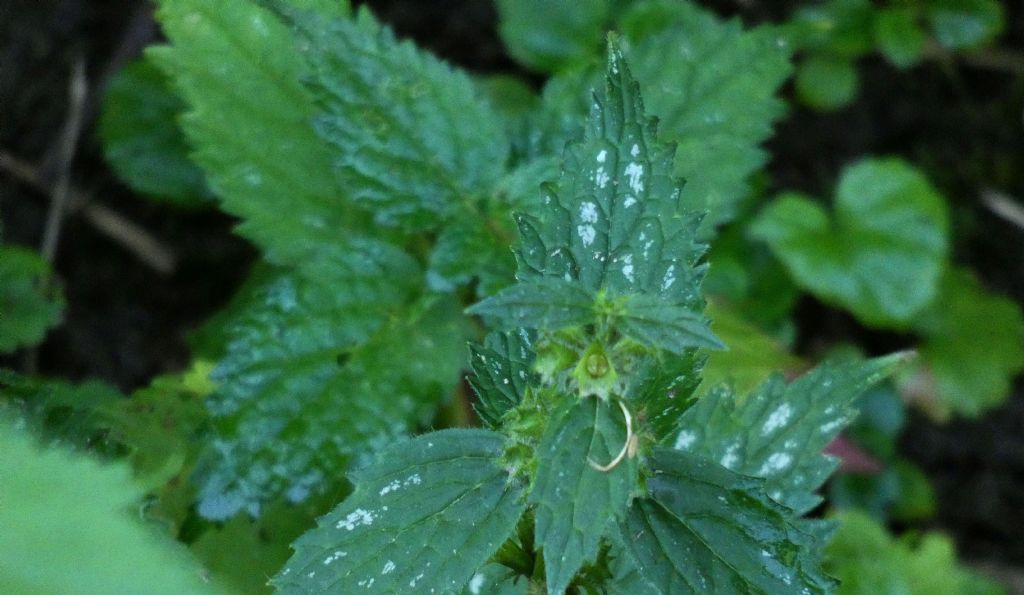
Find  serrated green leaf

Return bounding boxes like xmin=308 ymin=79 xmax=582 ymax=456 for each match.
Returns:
xmin=151 ymin=0 xmax=356 ymax=264
xmin=622 ymin=1 xmax=793 ymax=226
xmin=927 ymin=0 xmax=1004 ymax=50
xmin=468 ymin=279 xmax=595 ymax=330
xmin=514 ymin=45 xmax=707 ymax=316
xmin=0 ymin=246 xmax=64 ymax=353
xmin=905 ymin=268 xmax=1024 ymax=417
xmin=618 ymin=448 xmax=834 ymax=594
xmin=274 ymin=429 xmax=526 ymax=594
xmin=826 ymin=511 xmax=1005 ymax=595
xmin=0 ymin=424 xmax=220 ymax=595
xmin=530 ymin=398 xmax=638 ymax=594
xmin=676 ymin=355 xmax=905 ymax=514
xmin=625 ymin=350 xmax=704 ymax=442
xmin=618 ymin=294 xmax=722 ymax=353
xmin=427 ymin=217 xmax=515 ymax=295
xmin=874 ymin=7 xmax=927 ymax=69
xmin=752 ymin=158 xmax=949 ymax=327
xmin=99 ymin=56 xmax=213 ymax=206
xmin=198 ymin=293 xmax=468 ymax=519
xmin=469 ymin=330 xmax=536 ymax=428
xmin=289 ymin=6 xmax=508 ymax=230
xmin=795 ymin=54 xmax=859 ymax=111
xmin=496 ymin=0 xmax=614 ymax=74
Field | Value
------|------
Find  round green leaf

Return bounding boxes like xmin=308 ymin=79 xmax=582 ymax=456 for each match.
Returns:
xmin=796 ymin=54 xmax=859 ymax=111
xmin=752 ymin=158 xmax=949 ymax=327
xmin=0 ymin=246 xmax=64 ymax=354
xmin=927 ymin=0 xmax=1004 ymax=50
xmin=874 ymin=7 xmax=926 ymax=68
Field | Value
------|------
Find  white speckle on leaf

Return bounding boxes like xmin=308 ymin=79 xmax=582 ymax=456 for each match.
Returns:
xmin=621 ymin=254 xmax=634 ymax=282
xmin=323 ymin=550 xmax=347 ymax=565
xmin=624 ymin=163 xmax=644 ymax=193
xmin=578 ymin=224 xmax=596 ymax=247
xmin=757 ymin=452 xmax=793 ymax=476
xmin=763 ymin=403 xmax=792 ymax=435
xmin=623 ymin=195 xmax=636 ymax=208
xmin=720 ymin=443 xmax=739 ymax=469
xmin=336 ymin=508 xmax=375 ymax=531
xmin=579 ymin=202 xmax=598 ymax=223
xmin=675 ymin=430 xmax=697 ymax=450
xmin=382 ymin=561 xmax=396 ymax=575
xmin=631 ymin=143 xmax=640 ymax=157
xmin=595 ymin=166 xmax=610 ymax=188
xmin=661 ymin=265 xmax=676 ymax=291
xmin=596 ymin=149 xmax=607 ymax=163
xmin=469 ymin=572 xmax=485 ymax=594
xmin=410 ymin=573 xmax=425 ymax=588
xmin=819 ymin=418 xmax=844 ymax=435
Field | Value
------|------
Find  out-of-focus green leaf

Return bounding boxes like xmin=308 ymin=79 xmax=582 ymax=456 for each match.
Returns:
xmin=700 ymin=302 xmax=801 ymax=397
xmin=0 ymin=424 xmax=221 ymax=595
xmin=795 ymin=54 xmax=859 ymax=111
xmin=927 ymin=0 xmax=1004 ymax=50
xmin=826 ymin=511 xmax=1004 ymax=595
xmin=496 ymin=0 xmax=614 ymax=73
xmin=99 ymin=56 xmax=213 ymax=206
xmin=752 ymin=158 xmax=949 ymax=327
xmin=0 ymin=246 xmax=64 ymax=353
xmin=874 ymin=7 xmax=927 ymax=68
xmin=904 ymin=268 xmax=1024 ymax=417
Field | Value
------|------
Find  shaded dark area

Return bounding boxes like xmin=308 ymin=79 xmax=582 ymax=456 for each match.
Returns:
xmin=2 ymin=0 xmax=1022 ymax=576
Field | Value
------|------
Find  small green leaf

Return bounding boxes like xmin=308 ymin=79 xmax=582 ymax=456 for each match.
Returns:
xmin=676 ymin=355 xmax=906 ymax=514
xmin=874 ymin=7 xmax=927 ymax=69
xmin=99 ymin=56 xmax=213 ymax=206
xmin=0 ymin=246 xmax=64 ymax=353
xmin=469 ymin=330 xmax=536 ymax=428
xmin=617 ymin=294 xmax=722 ymax=353
xmin=290 ymin=6 xmax=508 ymax=230
xmin=618 ymin=448 xmax=834 ymax=594
xmin=468 ymin=280 xmax=595 ymax=331
xmin=905 ymin=268 xmax=1024 ymax=417
xmin=530 ymin=398 xmax=638 ymax=594
xmin=0 ymin=424 xmax=221 ymax=594
xmin=274 ymin=430 xmax=526 ymax=594
xmin=927 ymin=0 xmax=1004 ymax=50
xmin=752 ymin=158 xmax=949 ymax=327
xmin=795 ymin=54 xmax=859 ymax=111
xmin=625 ymin=350 xmax=704 ymax=442
xmin=496 ymin=0 xmax=614 ymax=73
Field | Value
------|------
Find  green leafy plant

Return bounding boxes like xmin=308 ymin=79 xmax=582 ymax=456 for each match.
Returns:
xmin=2 ymin=0 xmax=1018 ymax=592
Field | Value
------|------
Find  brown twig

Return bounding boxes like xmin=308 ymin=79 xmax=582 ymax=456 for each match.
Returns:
xmin=0 ymin=151 xmax=177 ymax=274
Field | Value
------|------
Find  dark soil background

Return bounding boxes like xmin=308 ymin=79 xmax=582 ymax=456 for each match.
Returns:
xmin=2 ymin=0 xmax=1023 ymax=587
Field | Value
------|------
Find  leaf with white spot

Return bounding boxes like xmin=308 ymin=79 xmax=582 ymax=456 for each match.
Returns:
xmin=467 ymin=279 xmax=595 ymax=331
xmin=675 ymin=354 xmax=907 ymax=514
xmin=617 ymin=448 xmax=834 ymax=594
xmin=617 ymin=295 xmax=722 ymax=353
xmin=273 ymin=430 xmax=526 ymax=594
xmin=514 ymin=44 xmax=706 ymax=307
xmin=530 ymin=398 xmax=639 ymax=594
xmin=469 ymin=330 xmax=536 ymax=428
xmin=194 ymin=246 xmax=468 ymax=518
